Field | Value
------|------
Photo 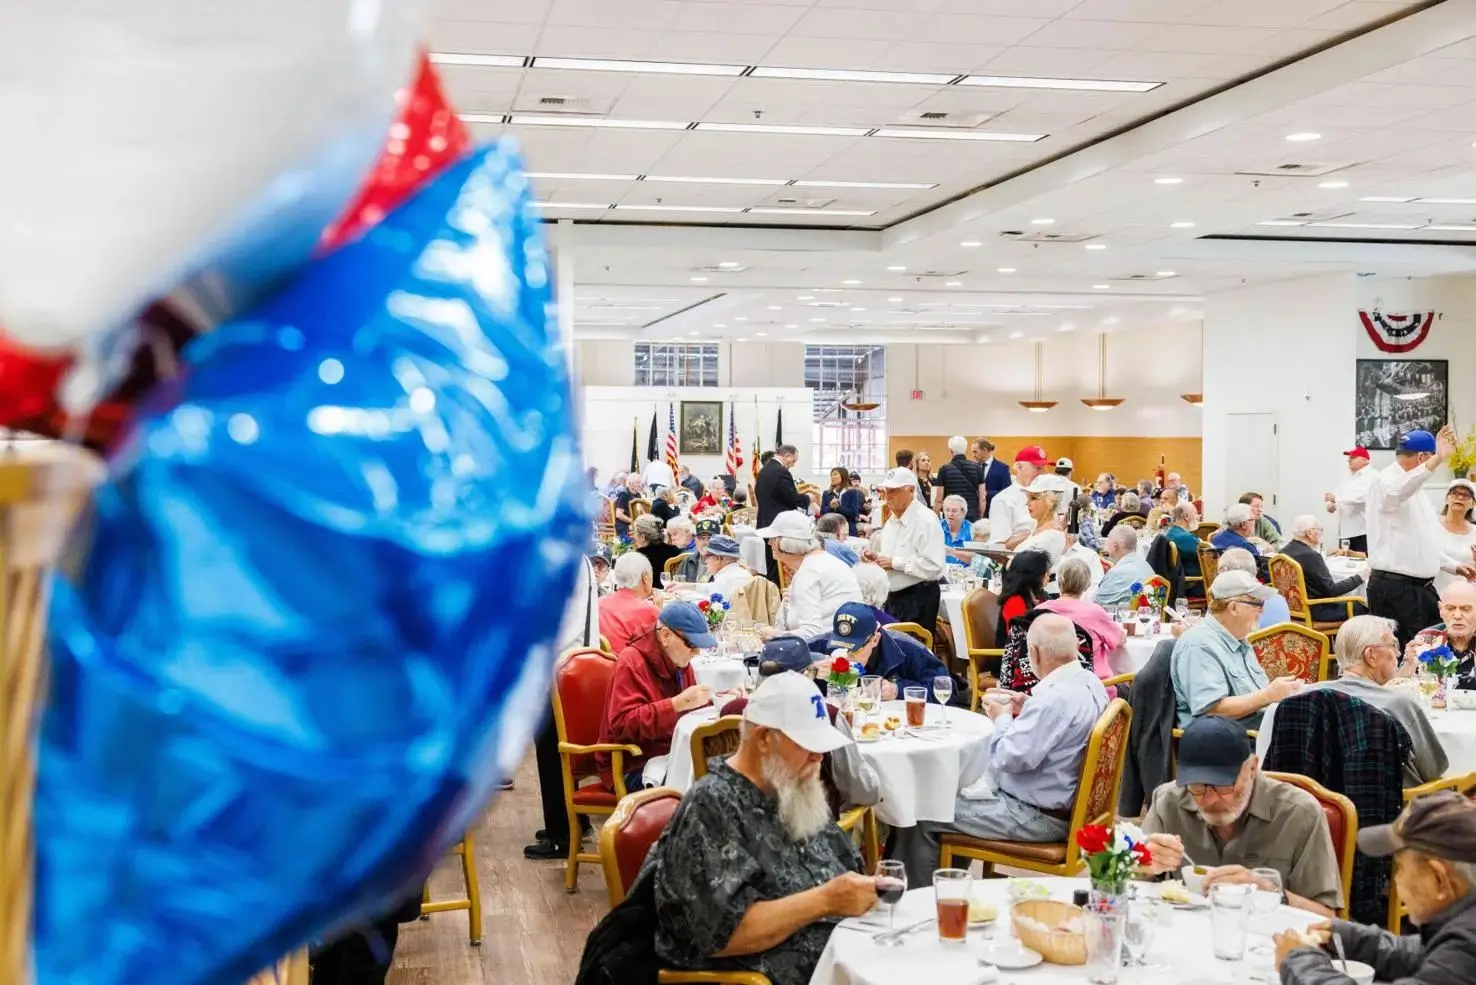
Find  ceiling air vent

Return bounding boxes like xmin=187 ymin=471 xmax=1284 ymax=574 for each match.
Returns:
xmin=1234 ymin=162 xmax=1352 ymax=178
xmin=896 ymin=109 xmax=995 ymax=128
xmin=920 ymin=111 xmax=949 ymax=120
xmin=512 ymin=92 xmax=610 ymax=114
xmin=999 ymin=229 xmax=1099 ymax=244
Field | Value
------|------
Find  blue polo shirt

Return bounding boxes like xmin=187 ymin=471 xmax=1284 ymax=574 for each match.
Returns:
xmin=940 ymin=516 xmax=973 ymax=565
xmin=1211 ymin=528 xmax=1258 ymax=555
xmin=1170 ymin=615 xmax=1270 ymax=729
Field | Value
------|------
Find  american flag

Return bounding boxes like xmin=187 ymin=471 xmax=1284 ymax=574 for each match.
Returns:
xmin=725 ymin=402 xmax=743 ymax=475
xmin=664 ymin=403 xmax=680 ymax=473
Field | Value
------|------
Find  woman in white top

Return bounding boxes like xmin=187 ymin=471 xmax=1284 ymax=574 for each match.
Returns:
xmin=757 ymin=533 xmax=863 ymax=641
xmin=1015 ymin=480 xmax=1067 ymax=565
xmin=1436 ymin=479 xmax=1476 ymax=591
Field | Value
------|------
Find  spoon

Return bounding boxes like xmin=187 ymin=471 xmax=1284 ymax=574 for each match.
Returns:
xmin=1331 ymin=928 xmax=1349 ymax=974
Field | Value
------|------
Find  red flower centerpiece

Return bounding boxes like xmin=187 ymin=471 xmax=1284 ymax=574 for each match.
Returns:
xmin=1076 ymin=822 xmax=1151 ymax=899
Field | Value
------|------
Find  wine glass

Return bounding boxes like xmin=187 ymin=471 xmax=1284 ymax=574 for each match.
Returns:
xmin=874 ymin=860 xmax=908 ymax=946
xmin=933 ymin=675 xmax=953 ymax=727
xmin=1174 ymin=598 xmax=1189 ymax=621
xmin=1137 ymin=604 xmax=1152 ymax=635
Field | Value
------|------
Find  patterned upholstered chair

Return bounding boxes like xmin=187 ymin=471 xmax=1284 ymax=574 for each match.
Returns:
xmin=1120 ymin=514 xmax=1147 ymax=529
xmin=961 ymin=587 xmax=1003 ymax=710
xmin=887 ymin=622 xmax=934 ymax=650
xmin=939 ymin=699 xmax=1132 ymax=877
xmin=1265 ymin=772 xmax=1357 ymax=918
xmin=1249 ymin=623 xmax=1332 ymax=684
xmin=727 ymin=506 xmax=757 ymax=528
xmin=552 ymin=647 xmax=642 ymax=893
xmin=1197 ymin=543 xmax=1220 ymax=589
xmin=599 ymin=788 xmax=773 ymax=985
xmin=1266 ymin=553 xmax=1363 ymax=638
xmin=629 ymin=497 xmax=653 ymax=522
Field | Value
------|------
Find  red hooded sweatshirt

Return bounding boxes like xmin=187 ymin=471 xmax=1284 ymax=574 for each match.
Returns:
xmin=596 ymin=625 xmax=690 ymax=788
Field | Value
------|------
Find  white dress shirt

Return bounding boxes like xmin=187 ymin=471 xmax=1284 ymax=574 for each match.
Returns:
xmin=778 ymin=549 xmax=863 ymax=640
xmin=1366 ymin=462 xmax=1469 ymax=580
xmin=1335 ymin=465 xmax=1378 ymax=540
xmin=875 ymin=499 xmax=947 ymax=592
xmin=986 ymin=482 xmax=1032 ymax=545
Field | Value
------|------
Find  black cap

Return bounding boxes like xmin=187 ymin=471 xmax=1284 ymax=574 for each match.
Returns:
xmin=1175 ymin=717 xmax=1253 ymax=787
xmin=759 ymin=635 xmax=814 ymax=675
xmin=588 ymin=543 xmax=613 ymax=564
xmin=695 ymin=518 xmax=722 ymax=536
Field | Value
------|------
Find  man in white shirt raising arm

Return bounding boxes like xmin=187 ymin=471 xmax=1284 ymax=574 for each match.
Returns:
xmin=1325 ymin=445 xmax=1377 ymax=555
xmin=863 ymin=467 xmax=946 ymax=630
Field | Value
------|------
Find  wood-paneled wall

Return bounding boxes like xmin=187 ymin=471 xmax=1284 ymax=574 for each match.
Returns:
xmin=888 ymin=436 xmax=1203 ymax=498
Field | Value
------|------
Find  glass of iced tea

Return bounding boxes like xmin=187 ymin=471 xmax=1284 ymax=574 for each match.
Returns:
xmin=904 ymin=686 xmax=928 ymax=728
xmin=933 ymin=868 xmax=972 ymax=944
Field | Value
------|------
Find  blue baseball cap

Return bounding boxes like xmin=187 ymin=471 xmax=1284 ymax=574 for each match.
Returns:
xmin=1398 ymin=429 xmax=1437 ymax=454
xmin=706 ymin=534 xmax=742 ymax=559
xmin=831 ymin=601 xmax=879 ymax=652
xmin=759 ymin=635 xmax=814 ymax=674
xmin=658 ymin=601 xmax=717 ymax=649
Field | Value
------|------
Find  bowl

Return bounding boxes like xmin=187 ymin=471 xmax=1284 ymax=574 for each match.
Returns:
xmin=1449 ymin=689 xmax=1476 ymax=711
xmin=1010 ymin=899 xmax=1087 ymax=966
xmin=1335 ymin=960 xmax=1375 ymax=985
xmin=1182 ymin=864 xmax=1209 ymax=896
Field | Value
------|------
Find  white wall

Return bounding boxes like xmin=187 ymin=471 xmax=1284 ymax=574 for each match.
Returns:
xmin=1201 ymin=274 xmax=1360 ymax=524
xmin=582 ymin=385 xmax=815 ymax=488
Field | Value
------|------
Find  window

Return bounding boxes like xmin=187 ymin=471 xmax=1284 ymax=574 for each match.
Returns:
xmin=634 ymin=343 xmax=719 ymax=387
xmin=805 ymin=345 xmax=887 ymax=471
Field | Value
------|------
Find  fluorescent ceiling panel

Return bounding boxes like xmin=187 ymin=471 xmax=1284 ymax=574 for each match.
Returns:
xmin=871 ymin=127 xmax=1043 ymax=142
xmin=696 ymin=122 xmax=871 ymax=136
xmin=430 ymin=52 xmax=525 ymax=68
xmin=748 ymin=66 xmax=955 ymax=85
xmin=532 ymin=56 xmax=744 ymax=76
xmin=959 ymin=75 xmax=1160 ymax=92
xmin=508 ymin=115 xmax=688 ymax=130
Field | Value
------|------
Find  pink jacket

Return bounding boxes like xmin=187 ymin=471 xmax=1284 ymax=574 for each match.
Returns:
xmin=1038 ymin=596 xmax=1126 ymax=696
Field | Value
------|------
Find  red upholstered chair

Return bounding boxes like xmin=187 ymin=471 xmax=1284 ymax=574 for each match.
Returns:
xmin=553 ymin=647 xmax=642 ymax=893
xmin=1249 ymin=623 xmax=1331 ymax=684
xmin=1267 ymin=553 xmax=1361 ymax=637
xmin=1265 ymin=772 xmax=1357 ymax=918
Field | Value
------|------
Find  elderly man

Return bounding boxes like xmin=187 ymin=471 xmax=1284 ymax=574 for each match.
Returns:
xmin=1159 ymin=472 xmax=1191 ymax=503
xmin=675 ymin=517 xmax=720 ymax=583
xmin=986 ymin=445 xmax=1051 ymax=548
xmin=1213 ymin=503 xmax=1261 ymax=555
xmin=1171 ymin=571 xmax=1303 ymax=729
xmin=1288 ymin=615 xmax=1445 ymax=785
xmin=1412 ymin=581 xmax=1476 ymax=690
xmin=894 ymin=613 xmax=1108 ymax=883
xmin=933 ymin=435 xmax=987 ymax=521
xmin=642 ymin=453 xmax=675 ymax=492
xmin=598 ymin=552 xmax=658 ymax=651
xmin=589 ymin=543 xmax=614 ymax=596
xmin=808 ymin=602 xmax=951 ymax=701
xmin=1276 ymin=791 xmax=1476 ymax=985
xmin=1096 ymin=525 xmax=1156 ymax=606
xmin=677 ymin=464 xmax=704 ymax=499
xmin=1240 ymin=492 xmax=1285 ymax=550
xmin=702 ymin=535 xmax=751 ymax=598
xmin=1325 ymin=446 xmax=1377 ymax=554
xmin=599 ymin=600 xmax=717 ymax=791
xmin=650 ymin=672 xmax=878 ymax=985
xmin=1283 ymin=514 xmax=1370 ymax=622
xmin=756 ymin=512 xmax=862 ymax=641
xmin=613 ymin=472 xmax=644 ymax=542
xmin=1218 ymin=547 xmax=1292 ymax=628
xmin=1163 ymin=501 xmax=1203 ymax=591
xmin=815 ymin=512 xmax=860 ymax=567
xmin=865 ymin=467 xmax=946 ymax=629
xmin=1141 ymin=716 xmax=1342 ymax=917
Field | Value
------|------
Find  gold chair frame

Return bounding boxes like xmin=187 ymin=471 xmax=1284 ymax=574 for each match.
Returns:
xmin=1266 ymin=553 xmax=1363 ymax=637
xmin=887 ymin=622 xmax=934 ymax=650
xmin=1248 ymin=622 xmax=1333 ymax=683
xmin=960 ymin=587 xmax=1003 ymax=712
xmin=420 ymin=831 xmax=483 ymax=944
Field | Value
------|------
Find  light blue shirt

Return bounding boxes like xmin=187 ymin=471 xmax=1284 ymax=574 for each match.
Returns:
xmin=987 ymin=663 xmax=1109 ymax=811
xmin=1095 ymin=554 xmax=1155 ymax=606
xmin=1258 ymin=593 xmax=1291 ymax=629
xmin=822 ymin=538 xmax=860 ymax=567
xmin=1171 ymin=615 xmax=1271 ymax=728
xmin=940 ymin=516 xmax=973 ymax=566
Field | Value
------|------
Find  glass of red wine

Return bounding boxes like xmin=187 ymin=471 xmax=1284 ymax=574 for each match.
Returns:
xmin=874 ymin=860 xmax=908 ymax=946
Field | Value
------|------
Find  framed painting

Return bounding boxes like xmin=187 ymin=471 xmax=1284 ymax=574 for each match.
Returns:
xmin=679 ymin=401 xmax=723 ymax=456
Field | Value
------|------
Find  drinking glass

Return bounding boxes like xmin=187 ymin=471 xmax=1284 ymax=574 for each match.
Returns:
xmin=1249 ymin=869 xmax=1284 ymax=953
xmin=1174 ymin=598 xmax=1189 ymax=620
xmin=1210 ymin=884 xmax=1252 ymax=961
xmin=932 ymin=868 xmax=972 ymax=944
xmin=1122 ymin=897 xmax=1159 ymax=967
xmin=904 ymin=686 xmax=928 ymax=728
xmin=874 ymin=861 xmax=908 ymax=947
xmin=1084 ymin=899 xmax=1126 ymax=984
xmin=933 ymin=675 xmax=953 ymax=727
xmin=856 ymin=676 xmax=881 ymax=722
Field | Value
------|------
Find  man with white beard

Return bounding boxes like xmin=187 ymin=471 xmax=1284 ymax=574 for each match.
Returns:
xmin=650 ymin=672 xmax=878 ymax=985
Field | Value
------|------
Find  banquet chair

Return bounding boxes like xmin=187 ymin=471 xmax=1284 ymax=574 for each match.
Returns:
xmin=1120 ymin=514 xmax=1147 ymax=529
xmin=1196 ymin=522 xmax=1221 ymax=542
xmin=887 ymin=621 xmax=934 ymax=650
xmin=1102 ymin=673 xmax=1136 ymax=689
xmin=933 ymin=616 xmax=956 ymax=665
xmin=1249 ymin=623 xmax=1332 ymax=684
xmin=1197 ymin=543 xmax=1220 ymax=590
xmin=1265 ymin=772 xmax=1357 ymax=919
xmin=939 ymin=699 xmax=1132 ymax=878
xmin=599 ymin=788 xmax=773 ymax=985
xmin=595 ymin=497 xmax=616 ymax=542
xmin=1177 ymin=541 xmax=1207 ymax=612
xmin=1386 ymin=771 xmax=1476 ymax=931
xmin=960 ymin=587 xmax=1003 ymax=711
xmin=552 ymin=647 xmax=643 ymax=893
xmin=1141 ymin=574 xmax=1171 ymax=599
xmin=727 ymin=507 xmax=756 ymax=528
xmin=730 ymin=575 xmax=781 ymax=627
xmin=630 ymin=498 xmax=653 ymax=522
xmin=1266 ymin=554 xmax=1362 ymax=638
xmin=665 ymin=554 xmax=691 ymax=581
xmin=419 ymin=831 xmax=483 ymax=944
xmin=598 ymin=635 xmax=613 ymax=654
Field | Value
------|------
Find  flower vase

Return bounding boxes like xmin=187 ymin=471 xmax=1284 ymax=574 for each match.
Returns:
xmin=1433 ymin=677 xmax=1449 ymax=711
xmin=1088 ymin=881 xmax=1129 ymax=910
xmin=829 ymin=685 xmax=854 ymax=727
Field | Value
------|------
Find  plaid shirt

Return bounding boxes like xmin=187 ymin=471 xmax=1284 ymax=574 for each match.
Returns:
xmin=1264 ymin=688 xmax=1410 ymax=926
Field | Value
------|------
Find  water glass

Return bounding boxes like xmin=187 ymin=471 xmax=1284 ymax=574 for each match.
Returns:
xmin=1122 ymin=898 xmax=1159 ymax=967
xmin=1174 ymin=598 xmax=1189 ymax=620
xmin=932 ymin=868 xmax=972 ymax=944
xmin=1210 ymin=884 xmax=1252 ymax=961
xmin=932 ymin=675 xmax=953 ymax=727
xmin=1084 ymin=900 xmax=1126 ymax=984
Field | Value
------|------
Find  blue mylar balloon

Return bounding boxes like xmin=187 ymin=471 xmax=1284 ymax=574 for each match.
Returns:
xmin=34 ymin=141 xmax=587 ymax=985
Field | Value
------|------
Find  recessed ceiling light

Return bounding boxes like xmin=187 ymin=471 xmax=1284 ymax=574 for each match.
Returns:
xmin=697 ymin=122 xmax=870 ymax=137
xmin=750 ymin=66 xmax=954 ymax=85
xmin=979 ymin=336 xmax=992 ymax=344
xmin=508 ymin=114 xmax=688 ymax=130
xmin=1008 ymin=331 xmax=1024 ymax=339
xmin=887 ymin=296 xmax=903 ymax=302
xmin=961 ymin=240 xmax=982 ymax=248
xmin=886 ymin=265 xmax=907 ymax=272
xmin=785 ymin=323 xmax=799 ymax=329
xmin=756 ymin=332 xmax=768 ymax=336
xmin=1157 ymin=271 xmax=1177 ymax=277
xmin=1170 ymin=221 xmax=1196 ymax=229
xmin=1318 ymin=181 xmax=1349 ymax=189
xmin=1102 ymin=316 xmax=1121 ymax=325
xmin=714 ymin=323 xmax=727 ymax=328
xmin=1032 ymin=218 xmax=1056 ymax=225
xmin=810 ymin=317 xmax=826 ymax=322
xmin=718 ymin=261 xmax=741 ymax=268
xmin=691 ymin=276 xmax=709 ymax=282
xmin=735 ymin=316 xmax=747 ymax=321
xmin=688 ymin=331 xmax=699 ymax=336
xmin=1286 ymin=132 xmax=1322 ymax=142
xmin=430 ymin=52 xmax=526 ymax=68
xmin=1154 ymin=176 xmax=1184 ymax=185
xmin=1085 ymin=243 xmax=1107 ymax=251
xmin=1415 ymin=197 xmax=1476 ymax=205
xmin=959 ymin=75 xmax=1161 ymax=93
xmin=841 ymin=279 xmax=863 ymax=285
xmin=527 ymin=171 xmax=639 ymax=181
xmin=767 ymin=305 xmax=782 ymax=310
xmin=997 ymin=267 xmax=1016 ymax=273
xmin=1093 ymin=284 xmax=1111 ymax=290
xmin=532 ymin=56 xmax=745 ymax=76
xmin=946 ymin=281 xmax=963 ymax=287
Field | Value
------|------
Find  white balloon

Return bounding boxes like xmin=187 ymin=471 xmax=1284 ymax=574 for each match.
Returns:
xmin=0 ymin=0 xmax=429 ymax=349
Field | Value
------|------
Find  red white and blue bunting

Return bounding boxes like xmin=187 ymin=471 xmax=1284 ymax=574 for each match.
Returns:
xmin=1360 ymin=309 xmax=1435 ymax=353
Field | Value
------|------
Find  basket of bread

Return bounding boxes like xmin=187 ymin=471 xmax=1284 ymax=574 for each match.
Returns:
xmin=1010 ymin=899 xmax=1088 ymax=965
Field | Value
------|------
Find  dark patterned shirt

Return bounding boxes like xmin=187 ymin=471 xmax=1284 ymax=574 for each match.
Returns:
xmin=650 ymin=761 xmax=860 ymax=985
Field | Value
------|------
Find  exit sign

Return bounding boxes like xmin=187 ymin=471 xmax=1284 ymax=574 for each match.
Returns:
xmin=910 ymin=389 xmax=924 ymax=400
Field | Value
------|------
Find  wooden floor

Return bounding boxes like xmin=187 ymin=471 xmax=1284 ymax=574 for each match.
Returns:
xmin=389 ymin=754 xmax=605 ymax=985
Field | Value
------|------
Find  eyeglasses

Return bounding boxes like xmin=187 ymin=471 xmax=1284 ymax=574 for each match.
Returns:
xmin=1186 ymin=782 xmax=1238 ymax=797
xmin=1231 ymin=598 xmax=1266 ymax=609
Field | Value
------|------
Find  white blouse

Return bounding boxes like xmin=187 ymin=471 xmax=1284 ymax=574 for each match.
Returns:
xmin=1435 ymin=521 xmax=1476 ymax=591
xmin=779 ymin=550 xmax=863 ymax=640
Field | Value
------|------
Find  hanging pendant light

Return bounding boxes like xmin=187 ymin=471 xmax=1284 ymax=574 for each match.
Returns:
xmin=1019 ymin=341 xmax=1057 ymax=412
xmin=841 ymin=345 xmax=880 ymax=410
xmin=1081 ymin=333 xmax=1125 ymax=410
xmin=1181 ymin=323 xmax=1204 ymax=405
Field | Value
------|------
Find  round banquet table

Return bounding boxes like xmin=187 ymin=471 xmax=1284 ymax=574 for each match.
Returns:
xmin=690 ymin=655 xmax=750 ymax=694
xmin=1430 ymin=707 xmax=1476 ymax=775
xmin=662 ymin=699 xmax=994 ymax=827
xmin=1110 ymin=629 xmax=1175 ymax=676
xmin=809 ymin=876 xmax=1320 ymax=985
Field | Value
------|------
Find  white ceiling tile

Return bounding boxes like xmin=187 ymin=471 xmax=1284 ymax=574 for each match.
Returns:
xmin=1143 ymin=24 xmax=1280 ymax=54
xmin=430 ymin=20 xmax=542 ymax=53
xmin=646 ymin=131 xmax=863 ymax=175
xmin=939 ymin=0 xmax=1082 ymax=15
xmin=810 ymin=0 xmax=950 ymax=11
xmin=670 ymin=2 xmax=809 ymax=35
xmin=647 ymin=31 xmax=785 ymax=63
xmin=978 ymin=46 xmax=1118 ymax=75
xmin=1250 ymin=28 xmax=1341 ymax=61
xmin=757 ymin=35 xmax=899 ymax=67
xmin=533 ymin=24 xmax=665 ymax=58
xmin=546 ymin=0 xmax=683 ymax=29
xmin=1020 ymin=19 xmax=1170 ymax=49
xmin=609 ymin=76 xmax=740 ymax=119
xmin=873 ymin=41 xmax=1009 ymax=74
xmin=433 ymin=0 xmax=552 ymax=24
xmin=1407 ymin=101 xmax=1476 ymax=132
xmin=911 ymin=14 xmax=1052 ymax=46
xmin=789 ymin=6 xmax=931 ymax=40
xmin=1187 ymin=0 xmax=1346 ymax=29
xmin=1063 ymin=0 xmax=1216 ymax=22
xmin=910 ymin=87 xmax=1034 ymax=115
xmin=1303 ymin=0 xmax=1420 ymax=31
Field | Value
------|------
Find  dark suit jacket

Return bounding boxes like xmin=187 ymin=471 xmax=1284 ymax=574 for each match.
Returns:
xmin=1283 ymin=539 xmax=1366 ymax=622
xmin=755 ymin=458 xmax=810 ymax=527
xmin=982 ymin=458 xmax=1012 ymax=515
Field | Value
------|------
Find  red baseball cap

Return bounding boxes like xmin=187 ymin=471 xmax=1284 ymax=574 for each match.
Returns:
xmin=1343 ymin=446 xmax=1370 ymax=459
xmin=1014 ymin=445 xmax=1052 ymax=467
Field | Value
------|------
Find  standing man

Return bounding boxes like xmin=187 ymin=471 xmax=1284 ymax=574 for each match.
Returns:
xmin=756 ymin=443 xmax=813 ymax=585
xmin=933 ymin=435 xmax=986 ymax=522
xmin=677 ymin=464 xmax=704 ymax=499
xmin=1325 ymin=445 xmax=1377 ymax=554
xmin=973 ymin=438 xmax=1012 ymax=517
xmin=864 ymin=468 xmax=946 ymax=630
xmin=985 ymin=446 xmax=1050 ymax=549
xmin=1366 ymin=426 xmax=1476 ymax=647
xmin=643 ymin=454 xmax=675 ymax=492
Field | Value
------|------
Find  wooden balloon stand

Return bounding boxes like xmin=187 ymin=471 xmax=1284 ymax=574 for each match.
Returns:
xmin=0 ymin=442 xmax=306 ymax=985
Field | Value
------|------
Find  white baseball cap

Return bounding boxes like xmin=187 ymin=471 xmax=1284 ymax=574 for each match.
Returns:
xmin=1209 ymin=570 xmax=1277 ymax=601
xmin=878 ymin=466 xmax=918 ymax=490
xmin=1026 ymin=473 xmax=1071 ymax=494
xmin=743 ymin=672 xmax=851 ymax=754
xmin=753 ymin=510 xmax=815 ymax=539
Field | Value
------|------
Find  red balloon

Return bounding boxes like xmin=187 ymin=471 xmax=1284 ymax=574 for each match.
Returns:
xmin=321 ymin=52 xmax=470 ymax=251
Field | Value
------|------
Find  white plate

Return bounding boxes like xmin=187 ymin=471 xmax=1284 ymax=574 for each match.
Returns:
xmin=980 ymin=944 xmax=1043 ymax=969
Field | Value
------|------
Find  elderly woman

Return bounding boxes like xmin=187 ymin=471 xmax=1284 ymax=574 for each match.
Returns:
xmin=1101 ymin=491 xmax=1142 ymax=537
xmin=1436 ymin=479 xmax=1476 ymax=591
xmin=634 ymin=513 xmax=682 ymax=582
xmin=754 ymin=513 xmax=862 ymax=641
xmin=650 ymin=484 xmax=681 ymax=523
xmin=1039 ymin=557 xmax=1126 ymax=689
xmin=939 ymin=494 xmax=974 ymax=565
xmin=1016 ymin=479 xmax=1066 ymax=564
xmin=853 ymin=561 xmax=897 ymax=626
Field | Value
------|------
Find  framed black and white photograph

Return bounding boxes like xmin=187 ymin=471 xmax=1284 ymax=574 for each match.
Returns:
xmin=1355 ymin=359 xmax=1448 ymax=450
xmin=679 ymin=400 xmax=723 ymax=455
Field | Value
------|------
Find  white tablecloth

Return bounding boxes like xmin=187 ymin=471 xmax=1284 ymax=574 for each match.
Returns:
xmin=810 ymin=876 xmax=1318 ymax=985
xmin=730 ymin=524 xmax=767 ymax=575
xmin=690 ymin=657 xmax=749 ymax=695
xmin=942 ymin=588 xmax=967 ymax=634
xmin=1324 ymin=557 xmax=1368 ymax=598
xmin=1111 ymin=630 xmax=1175 ymax=675
xmin=662 ymin=700 xmax=995 ymax=827
xmin=1257 ymin=702 xmax=1476 ymax=779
